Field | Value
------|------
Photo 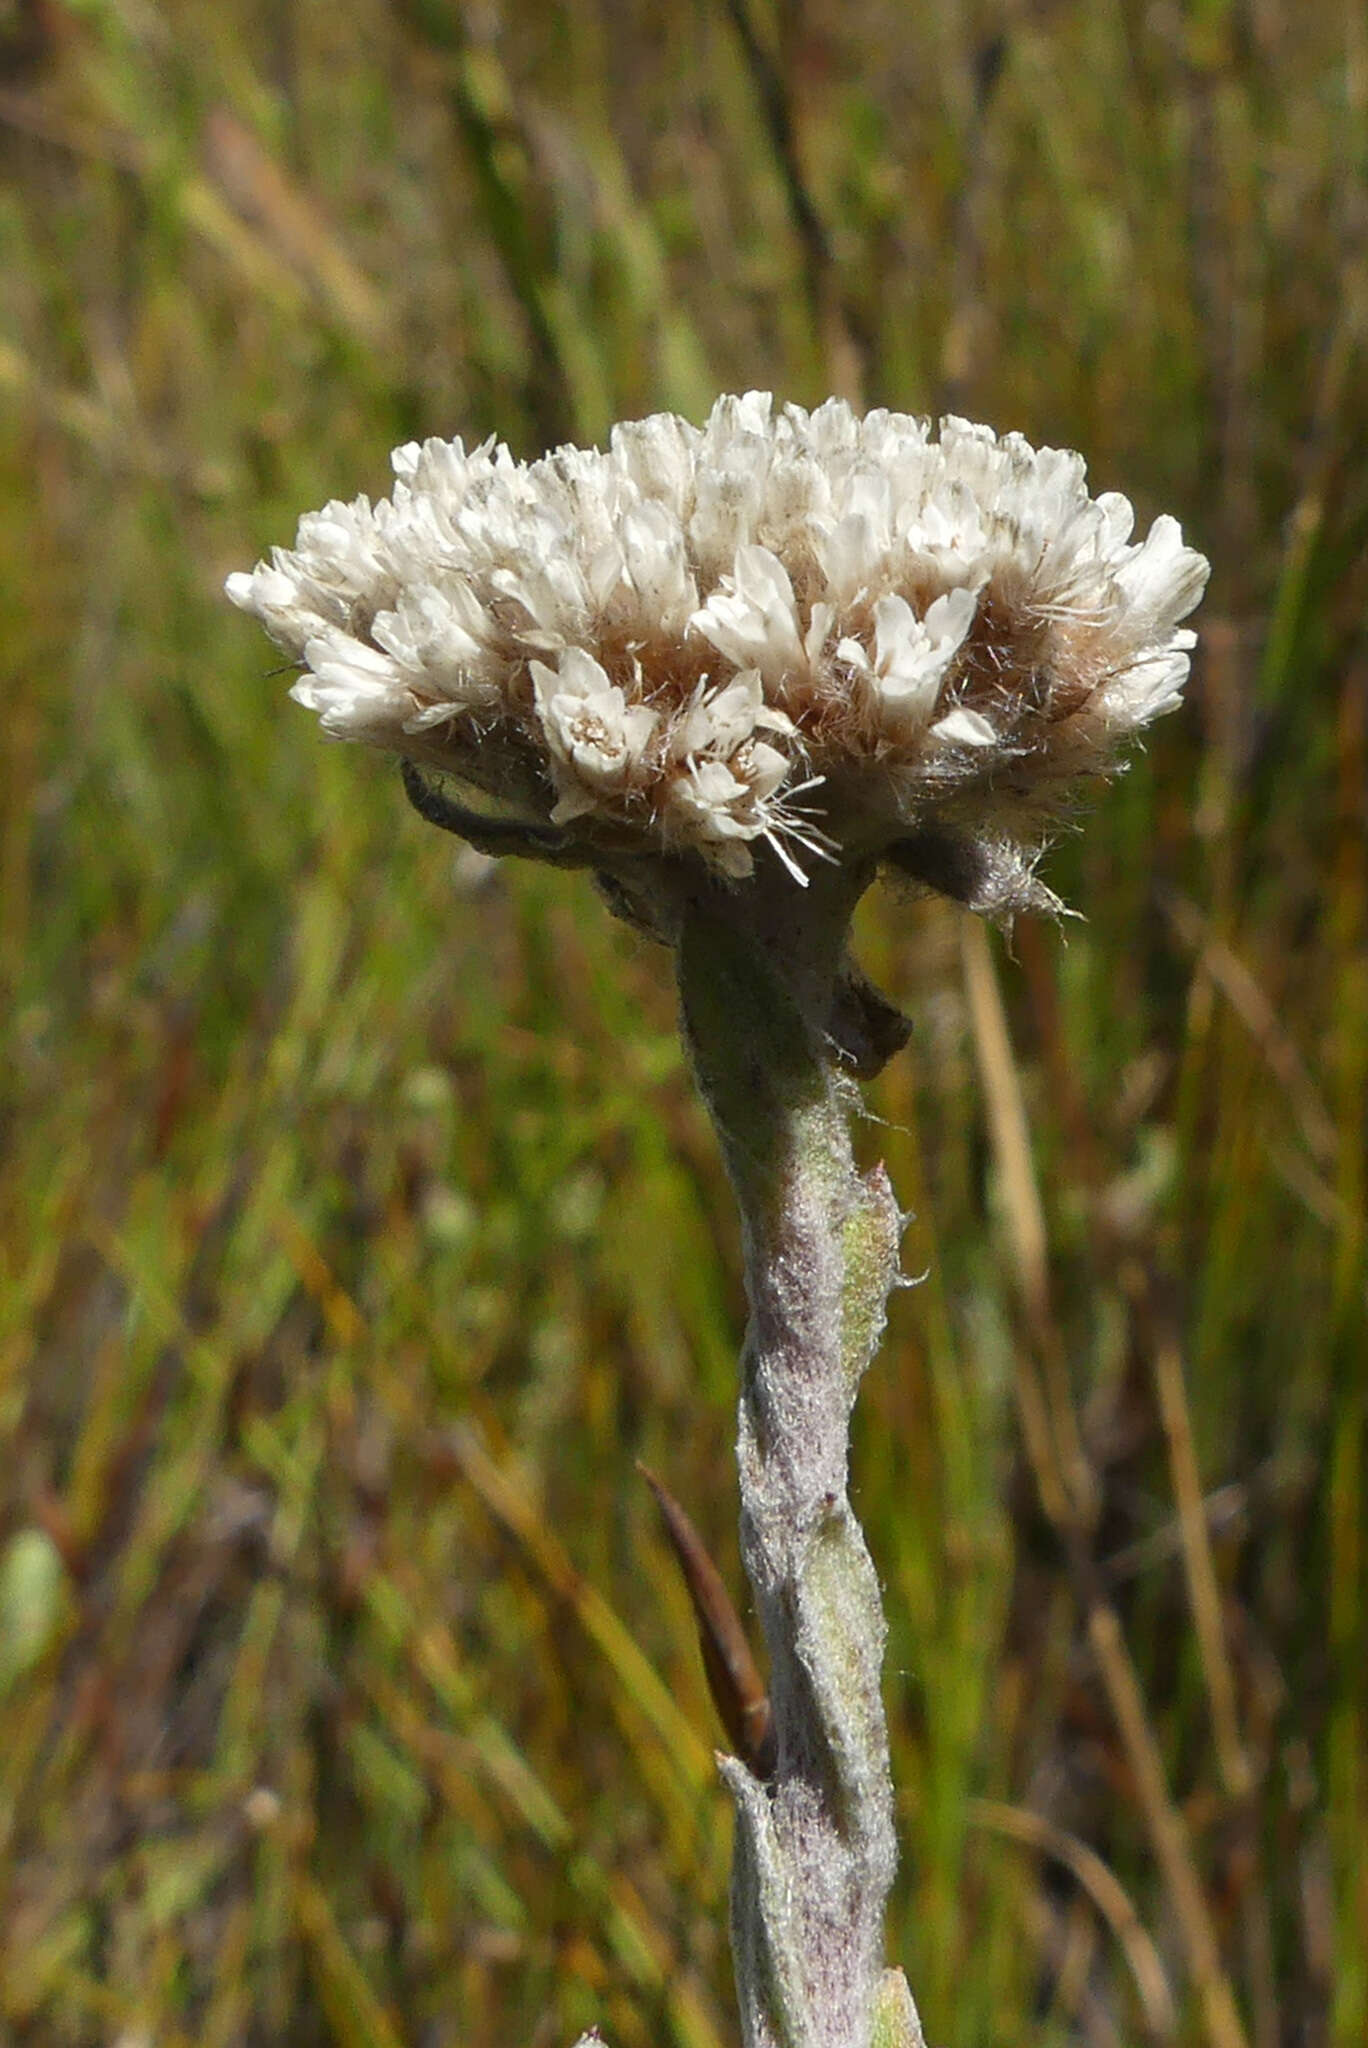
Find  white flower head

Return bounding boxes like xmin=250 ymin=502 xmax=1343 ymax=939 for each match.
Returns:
xmin=228 ymin=393 xmax=1208 ymax=915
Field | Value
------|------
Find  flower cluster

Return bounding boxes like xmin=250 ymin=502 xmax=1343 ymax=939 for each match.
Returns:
xmin=228 ymin=392 xmax=1207 ymax=909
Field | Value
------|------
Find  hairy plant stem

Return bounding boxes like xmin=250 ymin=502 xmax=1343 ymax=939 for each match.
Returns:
xmin=675 ymin=874 xmax=923 ymax=2048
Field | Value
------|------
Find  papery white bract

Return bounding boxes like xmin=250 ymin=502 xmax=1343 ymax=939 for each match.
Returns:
xmin=228 ymin=393 xmax=1208 ymax=905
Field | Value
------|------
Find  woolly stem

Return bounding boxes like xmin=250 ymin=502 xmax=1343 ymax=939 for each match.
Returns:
xmin=676 ymin=877 xmax=923 ymax=2048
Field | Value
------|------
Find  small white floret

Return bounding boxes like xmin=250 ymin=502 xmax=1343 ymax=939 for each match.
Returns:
xmin=691 ymin=545 xmax=808 ymax=689
xmin=531 ymin=649 xmax=659 ymax=822
xmin=295 ymin=629 xmax=412 ymax=740
xmin=863 ymin=587 xmax=979 ymax=731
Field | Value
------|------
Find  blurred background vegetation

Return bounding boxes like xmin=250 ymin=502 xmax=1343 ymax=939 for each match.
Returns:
xmin=1 ymin=0 xmax=1365 ymax=2043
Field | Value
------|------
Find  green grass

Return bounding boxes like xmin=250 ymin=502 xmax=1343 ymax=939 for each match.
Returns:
xmin=1 ymin=1 xmax=1365 ymax=2042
